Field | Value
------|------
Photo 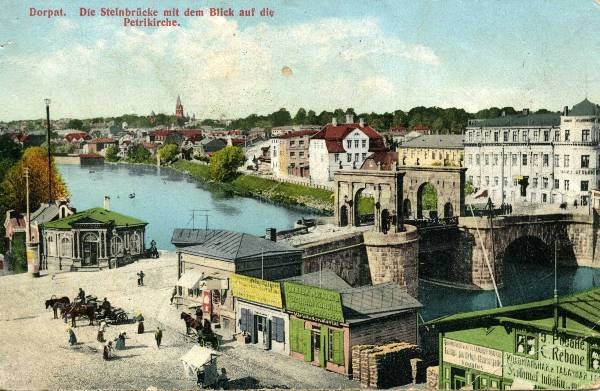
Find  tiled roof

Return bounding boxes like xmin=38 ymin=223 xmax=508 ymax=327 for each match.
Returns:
xmin=568 ymin=98 xmax=600 ymax=117
xmin=281 ymin=270 xmax=352 ymax=291
xmin=468 ymin=112 xmax=560 ymax=127
xmin=278 ymin=130 xmax=319 ymax=139
xmin=399 ymin=134 xmax=464 ymax=149
xmin=361 ymin=151 xmax=399 ymax=170
xmin=341 ymin=283 xmax=422 ymax=323
xmin=312 ymin=123 xmax=383 ymax=142
xmin=173 ymin=228 xmax=302 ymax=262
xmin=42 ymin=207 xmax=147 ymax=229
xmin=65 ymin=132 xmax=87 ymax=142
xmin=87 ymin=138 xmax=116 ymax=144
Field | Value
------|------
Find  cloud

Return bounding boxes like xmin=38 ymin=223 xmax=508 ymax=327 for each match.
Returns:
xmin=0 ymin=16 xmax=441 ymax=120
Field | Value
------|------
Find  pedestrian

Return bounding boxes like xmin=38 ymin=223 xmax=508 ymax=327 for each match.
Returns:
xmin=170 ymin=287 xmax=177 ymax=305
xmin=137 ymin=313 xmax=145 ymax=334
xmin=217 ymin=368 xmax=229 ymax=390
xmin=137 ymin=270 xmax=145 ymax=286
xmin=103 ymin=341 xmax=113 ymax=360
xmin=101 ymin=297 xmax=111 ymax=318
xmin=155 ymin=326 xmax=163 ymax=348
xmin=97 ymin=321 xmax=107 ymax=343
xmin=67 ymin=327 xmax=77 ymax=346
xmin=115 ymin=331 xmax=126 ymax=350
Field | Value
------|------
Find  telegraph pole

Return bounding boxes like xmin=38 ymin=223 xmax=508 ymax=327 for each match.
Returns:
xmin=45 ymin=98 xmax=52 ymax=203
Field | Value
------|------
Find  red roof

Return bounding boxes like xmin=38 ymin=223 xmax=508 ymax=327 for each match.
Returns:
xmin=65 ymin=132 xmax=87 ymax=142
xmin=121 ymin=140 xmax=132 ymax=145
xmin=87 ymin=138 xmax=116 ymax=144
xmin=388 ymin=126 xmax=407 ymax=134
xmin=9 ymin=133 xmax=28 ymax=143
xmin=279 ymin=130 xmax=319 ymax=139
xmin=412 ymin=125 xmax=430 ymax=134
xmin=151 ymin=130 xmax=171 ymax=137
xmin=360 ymin=151 xmax=399 ymax=171
xmin=230 ymin=138 xmax=246 ymax=146
xmin=142 ymin=142 xmax=158 ymax=149
xmin=312 ymin=123 xmax=385 ymax=153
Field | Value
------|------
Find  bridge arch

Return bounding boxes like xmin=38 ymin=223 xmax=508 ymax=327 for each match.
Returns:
xmin=417 ymin=182 xmax=438 ymax=219
xmin=444 ymin=202 xmax=454 ymax=218
xmin=503 ymin=235 xmax=551 ymax=265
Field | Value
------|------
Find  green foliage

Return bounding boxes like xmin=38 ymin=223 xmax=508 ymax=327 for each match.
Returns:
xmin=0 ymin=135 xmax=22 ymax=162
xmin=357 ymin=196 xmax=375 ymax=215
xmin=127 ymin=144 xmax=152 ymax=164
xmin=53 ymin=143 xmax=75 ymax=155
xmin=67 ymin=119 xmax=84 ymax=130
xmin=104 ymin=146 xmax=119 ymax=162
xmin=465 ymin=179 xmax=474 ymax=195
xmin=208 ymin=146 xmax=246 ymax=182
xmin=158 ymin=143 xmax=179 ymax=164
xmin=421 ymin=183 xmax=438 ymax=211
xmin=9 ymin=232 xmax=26 ymax=273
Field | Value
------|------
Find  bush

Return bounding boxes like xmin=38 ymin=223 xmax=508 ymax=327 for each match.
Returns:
xmin=105 ymin=146 xmax=119 ymax=162
xmin=158 ymin=143 xmax=179 ymax=164
xmin=208 ymin=146 xmax=246 ymax=182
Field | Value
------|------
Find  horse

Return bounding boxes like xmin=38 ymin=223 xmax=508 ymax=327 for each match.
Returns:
xmin=45 ymin=296 xmax=70 ymax=309
xmin=64 ymin=302 xmax=97 ymax=327
xmin=181 ymin=312 xmax=202 ymax=335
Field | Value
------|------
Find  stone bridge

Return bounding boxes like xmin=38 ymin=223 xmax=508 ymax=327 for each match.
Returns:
xmin=421 ymin=212 xmax=600 ymax=290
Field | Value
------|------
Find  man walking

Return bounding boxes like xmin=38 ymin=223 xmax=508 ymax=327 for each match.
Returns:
xmin=155 ymin=326 xmax=163 ymax=348
xmin=137 ymin=270 xmax=145 ymax=286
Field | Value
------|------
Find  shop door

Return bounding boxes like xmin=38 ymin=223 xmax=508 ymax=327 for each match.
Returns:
xmin=311 ymin=327 xmax=321 ymax=365
xmin=82 ymin=242 xmax=98 ymax=266
xmin=255 ymin=315 xmax=270 ymax=349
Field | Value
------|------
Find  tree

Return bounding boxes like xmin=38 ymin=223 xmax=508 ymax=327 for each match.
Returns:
xmin=0 ymin=135 xmax=22 ymax=162
xmin=293 ymin=108 xmax=307 ymax=124
xmin=127 ymin=144 xmax=152 ymax=164
xmin=271 ymin=108 xmax=292 ymax=127
xmin=208 ymin=146 xmax=246 ymax=182
xmin=158 ymin=143 xmax=179 ymax=164
xmin=67 ymin=119 xmax=84 ymax=130
xmin=0 ymin=147 xmax=69 ymax=212
xmin=105 ymin=146 xmax=119 ymax=162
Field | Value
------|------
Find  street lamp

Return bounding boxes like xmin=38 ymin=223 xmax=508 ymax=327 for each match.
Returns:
xmin=44 ymin=98 xmax=52 ymax=203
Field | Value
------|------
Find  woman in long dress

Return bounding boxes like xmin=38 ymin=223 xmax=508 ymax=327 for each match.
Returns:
xmin=67 ymin=327 xmax=77 ymax=345
xmin=115 ymin=332 xmax=126 ymax=350
xmin=137 ymin=313 xmax=145 ymax=334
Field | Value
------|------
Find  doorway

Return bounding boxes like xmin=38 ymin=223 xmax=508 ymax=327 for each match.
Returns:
xmin=82 ymin=241 xmax=98 ymax=266
xmin=255 ymin=315 xmax=270 ymax=349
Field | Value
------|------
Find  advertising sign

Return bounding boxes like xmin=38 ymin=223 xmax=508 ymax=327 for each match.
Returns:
xmin=503 ymin=332 xmax=600 ymax=389
xmin=231 ymin=273 xmax=282 ymax=308
xmin=283 ymin=282 xmax=344 ymax=323
xmin=443 ymin=338 xmax=503 ymax=376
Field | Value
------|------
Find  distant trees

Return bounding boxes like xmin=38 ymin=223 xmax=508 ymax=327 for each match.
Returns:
xmin=67 ymin=119 xmax=84 ymax=130
xmin=127 ymin=144 xmax=152 ymax=164
xmin=208 ymin=146 xmax=246 ymax=182
xmin=104 ymin=146 xmax=119 ymax=162
xmin=158 ymin=143 xmax=179 ymax=164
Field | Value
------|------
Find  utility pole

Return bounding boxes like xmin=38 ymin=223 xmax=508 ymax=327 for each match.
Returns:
xmin=45 ymin=98 xmax=52 ymax=203
xmin=554 ymin=240 xmax=559 ymax=331
xmin=487 ymin=197 xmax=498 ymax=308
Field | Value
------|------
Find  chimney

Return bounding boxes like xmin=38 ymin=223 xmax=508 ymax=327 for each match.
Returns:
xmin=103 ymin=196 xmax=110 ymax=211
xmin=522 ymin=108 xmax=529 ymax=116
xmin=563 ymin=106 xmax=569 ymax=116
xmin=345 ymin=114 xmax=354 ymax=124
xmin=359 ymin=118 xmax=365 ymax=127
xmin=265 ymin=228 xmax=277 ymax=242
xmin=332 ymin=117 xmax=337 ymax=126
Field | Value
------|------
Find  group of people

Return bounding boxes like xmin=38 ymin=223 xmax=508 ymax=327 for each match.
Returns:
xmin=499 ymin=202 xmax=513 ymax=215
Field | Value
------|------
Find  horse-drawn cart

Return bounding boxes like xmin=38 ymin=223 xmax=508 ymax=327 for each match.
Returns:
xmin=180 ymin=346 xmax=221 ymax=388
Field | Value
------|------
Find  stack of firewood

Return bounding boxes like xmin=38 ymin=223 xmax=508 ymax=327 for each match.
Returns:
xmin=427 ymin=366 xmax=439 ymax=389
xmin=352 ymin=342 xmax=420 ymax=388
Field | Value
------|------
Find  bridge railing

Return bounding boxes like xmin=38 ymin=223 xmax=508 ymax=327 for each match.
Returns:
xmin=405 ymin=216 xmax=459 ymax=229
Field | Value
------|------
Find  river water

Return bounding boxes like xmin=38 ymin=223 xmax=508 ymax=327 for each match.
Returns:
xmin=58 ymin=163 xmax=308 ymax=251
xmin=58 ymin=163 xmax=600 ymax=320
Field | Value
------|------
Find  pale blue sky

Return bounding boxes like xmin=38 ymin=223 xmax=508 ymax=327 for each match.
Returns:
xmin=1 ymin=0 xmax=599 ymax=120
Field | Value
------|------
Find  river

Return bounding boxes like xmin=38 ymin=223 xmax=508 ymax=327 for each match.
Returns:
xmin=58 ymin=163 xmax=308 ymax=251
xmin=58 ymin=163 xmax=600 ymax=321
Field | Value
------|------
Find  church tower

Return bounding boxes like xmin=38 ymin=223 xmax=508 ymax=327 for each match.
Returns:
xmin=175 ymin=96 xmax=184 ymax=119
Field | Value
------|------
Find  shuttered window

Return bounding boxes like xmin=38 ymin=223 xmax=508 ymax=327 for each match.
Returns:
xmin=239 ymin=308 xmax=250 ymax=332
xmin=290 ymin=318 xmax=304 ymax=353
xmin=272 ymin=316 xmax=285 ymax=343
xmin=331 ymin=329 xmax=344 ymax=365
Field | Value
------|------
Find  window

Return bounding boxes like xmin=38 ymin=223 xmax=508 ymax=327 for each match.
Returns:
xmin=299 ymin=140 xmax=305 ymax=145
xmin=582 ymin=155 xmax=590 ymax=168
xmin=354 ymin=140 xmax=359 ymax=148
xmin=564 ymin=155 xmax=570 ymax=168
xmin=513 ymin=132 xmax=518 ymax=142
xmin=347 ymin=153 xmax=351 ymax=162
xmin=476 ymin=154 xmax=480 ymax=165
xmin=494 ymin=132 xmax=499 ymax=142
xmin=503 ymin=177 xmax=508 ymax=186
xmin=361 ymin=140 xmax=367 ymax=148
xmin=543 ymin=154 xmax=549 ymax=167
xmin=565 ymin=180 xmax=570 ymax=190
xmin=512 ymin=155 xmax=517 ymax=166
xmin=554 ymin=154 xmax=559 ymax=167
xmin=590 ymin=345 xmax=600 ymax=371
xmin=533 ymin=154 xmax=538 ymax=166
xmin=468 ymin=154 xmax=472 ymax=164
xmin=513 ymin=178 xmax=518 ymax=187
xmin=542 ymin=193 xmax=547 ymax=203
xmin=533 ymin=130 xmax=539 ymax=141
xmin=503 ymin=154 xmax=508 ymax=165
xmin=493 ymin=154 xmax=498 ymax=165
xmin=485 ymin=176 xmax=490 ymax=186
xmin=532 ymin=178 xmax=538 ymax=188
xmin=565 ymin=130 xmax=570 ymax=141
xmin=581 ymin=181 xmax=589 ymax=192
xmin=290 ymin=152 xmax=295 ymax=157
xmin=299 ymin=152 xmax=304 ymax=157
xmin=522 ymin=131 xmax=528 ymax=142
xmin=362 ymin=153 xmax=366 ymax=160
xmin=583 ymin=129 xmax=590 ymax=142
xmin=334 ymin=154 xmax=339 ymax=162
xmin=543 ymin=177 xmax=548 ymax=189
xmin=485 ymin=155 xmax=489 ymax=165
xmin=494 ymin=177 xmax=499 ymax=186
xmin=554 ymin=130 xmax=560 ymax=142
xmin=522 ymin=154 xmax=527 ymax=166
xmin=346 ymin=140 xmax=352 ymax=148
xmin=544 ymin=130 xmax=549 ymax=142
xmin=354 ymin=153 xmax=359 ymax=161
xmin=60 ymin=237 xmax=72 ymax=258
xmin=290 ymin=140 xmax=295 ymax=146
xmin=554 ymin=179 xmax=560 ymax=189
xmin=503 ymin=131 xmax=509 ymax=142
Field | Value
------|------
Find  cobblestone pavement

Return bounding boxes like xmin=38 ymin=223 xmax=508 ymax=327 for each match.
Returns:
xmin=0 ymin=254 xmax=359 ymax=390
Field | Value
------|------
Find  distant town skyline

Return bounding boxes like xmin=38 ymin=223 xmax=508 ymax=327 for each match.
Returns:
xmin=0 ymin=0 xmax=599 ymax=121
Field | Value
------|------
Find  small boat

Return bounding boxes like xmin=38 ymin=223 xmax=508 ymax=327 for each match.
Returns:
xmin=129 ymin=193 xmax=135 ymax=199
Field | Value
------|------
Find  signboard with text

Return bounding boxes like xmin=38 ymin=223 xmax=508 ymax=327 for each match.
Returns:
xmin=443 ymin=338 xmax=503 ymax=376
xmin=230 ymin=273 xmax=283 ymax=308
xmin=283 ymin=281 xmax=344 ymax=323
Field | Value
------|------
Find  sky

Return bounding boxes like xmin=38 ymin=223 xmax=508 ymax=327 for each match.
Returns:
xmin=0 ymin=0 xmax=599 ymax=121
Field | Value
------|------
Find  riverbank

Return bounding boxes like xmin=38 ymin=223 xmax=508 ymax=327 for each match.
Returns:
xmin=171 ymin=160 xmax=335 ymax=214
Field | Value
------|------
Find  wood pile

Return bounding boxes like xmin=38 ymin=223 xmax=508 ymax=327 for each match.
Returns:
xmin=351 ymin=342 xmax=420 ymax=389
xmin=427 ymin=366 xmax=439 ymax=389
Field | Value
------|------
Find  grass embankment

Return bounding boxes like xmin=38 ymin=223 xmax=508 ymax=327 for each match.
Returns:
xmin=171 ymin=161 xmax=335 ymax=213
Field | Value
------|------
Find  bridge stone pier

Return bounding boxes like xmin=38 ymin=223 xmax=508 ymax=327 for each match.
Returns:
xmin=440 ymin=213 xmax=600 ymax=290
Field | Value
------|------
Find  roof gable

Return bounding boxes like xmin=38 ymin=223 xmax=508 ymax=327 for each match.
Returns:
xmin=569 ymin=98 xmax=600 ymax=117
xmin=41 ymin=207 xmax=147 ymax=230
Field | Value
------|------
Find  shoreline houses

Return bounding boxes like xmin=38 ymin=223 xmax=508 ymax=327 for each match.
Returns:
xmin=39 ymin=198 xmax=147 ymax=272
xmin=426 ymin=288 xmax=600 ymax=390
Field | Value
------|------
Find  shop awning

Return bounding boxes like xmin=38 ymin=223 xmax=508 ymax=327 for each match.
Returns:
xmin=178 ymin=269 xmax=206 ymax=290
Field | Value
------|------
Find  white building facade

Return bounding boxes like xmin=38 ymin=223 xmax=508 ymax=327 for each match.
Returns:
xmin=465 ymin=99 xmax=600 ymax=207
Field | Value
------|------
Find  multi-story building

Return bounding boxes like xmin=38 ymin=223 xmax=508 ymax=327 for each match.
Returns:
xmin=309 ymin=115 xmax=386 ymax=185
xmin=397 ymin=134 xmax=464 ymax=167
xmin=270 ymin=130 xmax=318 ymax=179
xmin=464 ymin=99 xmax=600 ymax=207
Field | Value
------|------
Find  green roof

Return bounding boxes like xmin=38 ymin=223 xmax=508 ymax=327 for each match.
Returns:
xmin=568 ymin=98 xmax=600 ymax=117
xmin=427 ymin=288 xmax=600 ymax=331
xmin=468 ymin=112 xmax=560 ymax=128
xmin=41 ymin=207 xmax=147 ymax=230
